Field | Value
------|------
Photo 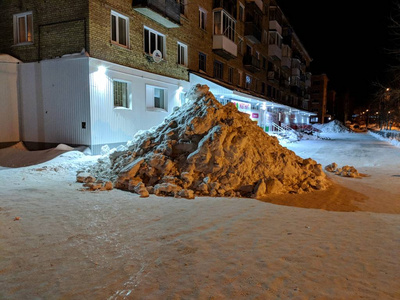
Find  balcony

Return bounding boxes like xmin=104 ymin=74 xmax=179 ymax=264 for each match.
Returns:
xmin=243 ymin=54 xmax=260 ymax=73
xmin=291 ymin=66 xmax=300 ymax=77
xmin=213 ymin=35 xmax=237 ymax=60
xmin=213 ymin=0 xmax=237 ymax=18
xmin=268 ymin=44 xmax=282 ymax=61
xmin=132 ymin=0 xmax=180 ymax=28
xmin=244 ymin=22 xmax=262 ymax=44
xmin=281 ymin=56 xmax=291 ymax=69
xmin=269 ymin=20 xmax=282 ymax=35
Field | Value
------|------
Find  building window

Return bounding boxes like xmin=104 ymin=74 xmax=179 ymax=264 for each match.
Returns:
xmin=269 ymin=31 xmax=282 ymax=48
xmin=111 ymin=11 xmax=129 ymax=47
xmin=13 ymin=12 xmax=33 ymax=44
xmin=262 ymin=56 xmax=266 ymax=69
xmin=245 ymin=75 xmax=252 ymax=89
xmin=199 ymin=7 xmax=207 ymax=30
xmin=214 ymin=60 xmax=223 ymax=80
xmin=236 ymin=37 xmax=243 ymax=55
xmin=180 ymin=0 xmax=186 ymax=15
xmin=144 ymin=27 xmax=165 ymax=58
xmin=199 ymin=52 xmax=206 ymax=72
xmin=113 ymin=80 xmax=129 ymax=108
xmin=261 ymin=82 xmax=265 ymax=94
xmin=213 ymin=10 xmax=235 ymax=42
xmin=239 ymin=3 xmax=245 ymax=21
xmin=228 ymin=67 xmax=234 ymax=83
xmin=146 ymin=85 xmax=167 ymax=111
xmin=177 ymin=42 xmax=188 ymax=66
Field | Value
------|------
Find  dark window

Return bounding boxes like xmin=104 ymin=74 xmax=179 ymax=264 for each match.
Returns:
xmin=214 ymin=60 xmax=223 ymax=79
xmin=228 ymin=67 xmax=234 ymax=83
xmin=199 ymin=52 xmax=206 ymax=72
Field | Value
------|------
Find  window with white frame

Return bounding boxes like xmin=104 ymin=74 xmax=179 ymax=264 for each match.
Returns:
xmin=111 ymin=10 xmax=129 ymax=47
xmin=239 ymin=3 xmax=245 ymax=21
xmin=13 ymin=12 xmax=33 ymax=44
xmin=269 ymin=31 xmax=282 ymax=48
xmin=144 ymin=27 xmax=165 ymax=58
xmin=199 ymin=7 xmax=207 ymax=30
xmin=213 ymin=10 xmax=235 ymax=42
xmin=146 ymin=85 xmax=167 ymax=110
xmin=113 ymin=80 xmax=130 ymax=108
xmin=177 ymin=42 xmax=188 ymax=66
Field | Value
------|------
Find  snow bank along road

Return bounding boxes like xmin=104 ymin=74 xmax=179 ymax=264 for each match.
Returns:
xmin=0 ymin=132 xmax=399 ymax=299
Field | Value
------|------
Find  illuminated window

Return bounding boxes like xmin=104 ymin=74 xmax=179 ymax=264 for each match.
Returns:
xmin=113 ymin=80 xmax=130 ymax=108
xmin=213 ymin=60 xmax=223 ymax=80
xmin=199 ymin=52 xmax=206 ymax=72
xmin=245 ymin=75 xmax=252 ymax=89
xmin=144 ymin=27 xmax=165 ymax=58
xmin=146 ymin=85 xmax=167 ymax=111
xmin=177 ymin=42 xmax=188 ymax=66
xmin=199 ymin=7 xmax=207 ymax=30
xmin=13 ymin=12 xmax=33 ymax=44
xmin=111 ymin=11 xmax=129 ymax=47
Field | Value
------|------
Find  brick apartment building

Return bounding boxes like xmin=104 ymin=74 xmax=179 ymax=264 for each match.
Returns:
xmin=310 ymin=74 xmax=329 ymax=123
xmin=0 ymin=0 xmax=315 ymax=153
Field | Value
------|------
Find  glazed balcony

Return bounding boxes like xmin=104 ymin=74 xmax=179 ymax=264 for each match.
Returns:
xmin=213 ymin=35 xmax=237 ymax=60
xmin=243 ymin=54 xmax=260 ymax=73
xmin=132 ymin=0 xmax=180 ymax=28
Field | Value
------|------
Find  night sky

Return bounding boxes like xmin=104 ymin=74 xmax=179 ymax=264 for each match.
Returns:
xmin=277 ymin=1 xmax=395 ymax=106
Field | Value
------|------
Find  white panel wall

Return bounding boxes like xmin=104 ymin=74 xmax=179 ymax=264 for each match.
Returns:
xmin=19 ymin=56 xmax=91 ymax=146
xmin=0 ymin=55 xmax=20 ymax=143
xmin=89 ymin=58 xmax=187 ymax=150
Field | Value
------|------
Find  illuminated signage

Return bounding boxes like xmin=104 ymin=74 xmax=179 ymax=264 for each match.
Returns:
xmin=231 ymin=100 xmax=251 ymax=110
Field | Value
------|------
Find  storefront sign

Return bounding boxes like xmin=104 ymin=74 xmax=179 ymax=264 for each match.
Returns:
xmin=231 ymin=100 xmax=251 ymax=111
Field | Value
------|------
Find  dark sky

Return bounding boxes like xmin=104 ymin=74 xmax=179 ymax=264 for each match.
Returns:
xmin=277 ymin=1 xmax=395 ymax=106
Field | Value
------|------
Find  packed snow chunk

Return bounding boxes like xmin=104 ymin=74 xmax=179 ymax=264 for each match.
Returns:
xmin=325 ymin=163 xmax=362 ymax=178
xmin=313 ymin=120 xmax=351 ymax=133
xmin=87 ymin=84 xmax=329 ymax=199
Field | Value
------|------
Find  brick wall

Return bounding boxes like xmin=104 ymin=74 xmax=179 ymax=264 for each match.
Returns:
xmin=0 ymin=0 xmax=88 ymax=62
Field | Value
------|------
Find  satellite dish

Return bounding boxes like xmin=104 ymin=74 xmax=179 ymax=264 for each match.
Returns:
xmin=152 ymin=50 xmax=162 ymax=63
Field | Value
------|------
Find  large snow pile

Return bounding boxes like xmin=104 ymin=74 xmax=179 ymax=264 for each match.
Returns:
xmin=313 ymin=120 xmax=351 ymax=133
xmin=85 ymin=85 xmax=329 ymax=199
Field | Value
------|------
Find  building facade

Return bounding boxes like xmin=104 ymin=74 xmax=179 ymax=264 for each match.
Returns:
xmin=0 ymin=0 xmax=316 ymax=153
xmin=310 ymin=74 xmax=329 ymax=123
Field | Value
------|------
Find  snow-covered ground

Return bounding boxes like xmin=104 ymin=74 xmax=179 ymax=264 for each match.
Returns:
xmin=0 ymin=132 xmax=399 ymax=299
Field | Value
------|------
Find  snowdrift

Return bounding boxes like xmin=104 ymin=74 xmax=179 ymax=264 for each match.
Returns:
xmin=86 ymin=85 xmax=329 ymax=199
xmin=313 ymin=120 xmax=351 ymax=133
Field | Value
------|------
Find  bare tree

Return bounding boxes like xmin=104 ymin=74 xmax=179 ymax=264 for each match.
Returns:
xmin=371 ymin=1 xmax=400 ymax=129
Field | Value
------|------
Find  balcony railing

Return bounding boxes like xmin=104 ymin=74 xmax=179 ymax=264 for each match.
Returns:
xmin=132 ymin=0 xmax=180 ymax=28
xmin=281 ymin=56 xmax=291 ymax=69
xmin=243 ymin=54 xmax=260 ymax=72
xmin=213 ymin=35 xmax=237 ymax=60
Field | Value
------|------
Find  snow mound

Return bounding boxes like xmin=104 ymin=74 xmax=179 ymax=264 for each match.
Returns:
xmin=87 ymin=84 xmax=329 ymax=199
xmin=325 ymin=163 xmax=363 ymax=178
xmin=313 ymin=120 xmax=351 ymax=133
